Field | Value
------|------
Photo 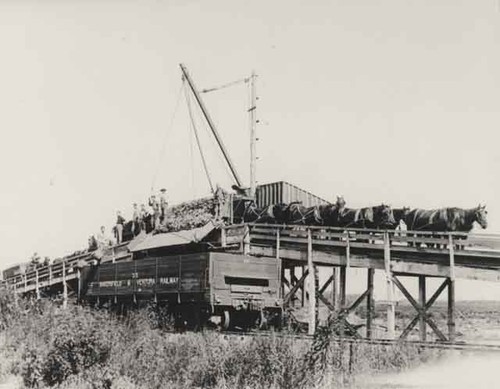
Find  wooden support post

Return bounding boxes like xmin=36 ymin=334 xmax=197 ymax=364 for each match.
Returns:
xmin=314 ymin=263 xmax=319 ymax=328
xmin=449 ymin=234 xmax=455 ymax=281
xmin=276 ymin=229 xmax=282 ymax=299
xmin=366 ymin=268 xmax=374 ymax=338
xmin=301 ymin=265 xmax=306 ymax=307
xmin=339 ymin=265 xmax=347 ymax=337
xmin=49 ymin=265 xmax=53 ymax=285
xmin=280 ymin=263 xmax=286 ymax=301
xmin=221 ymin=227 xmax=227 ymax=247
xmin=419 ymin=275 xmax=426 ymax=341
xmin=243 ymin=225 xmax=250 ymax=255
xmin=77 ymin=269 xmax=81 ymax=302
xmin=332 ymin=267 xmax=338 ymax=311
xmin=384 ymin=231 xmax=395 ymax=339
xmin=290 ymin=266 xmax=296 ymax=307
xmin=448 ymin=278 xmax=456 ymax=342
xmin=62 ymin=261 xmax=68 ymax=309
xmin=448 ymin=234 xmax=456 ymax=342
xmin=35 ymin=269 xmax=40 ymax=300
xmin=307 ymin=229 xmax=316 ymax=335
xmin=345 ymin=232 xmax=350 ymax=268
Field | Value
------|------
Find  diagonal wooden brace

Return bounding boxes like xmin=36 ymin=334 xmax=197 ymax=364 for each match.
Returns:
xmin=283 ymin=269 xmax=309 ymax=306
xmin=395 ymin=276 xmax=449 ymax=341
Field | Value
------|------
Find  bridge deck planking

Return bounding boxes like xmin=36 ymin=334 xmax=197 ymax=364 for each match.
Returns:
xmin=6 ymin=224 xmax=500 ymax=294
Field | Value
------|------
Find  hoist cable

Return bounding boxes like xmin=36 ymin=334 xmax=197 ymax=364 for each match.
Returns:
xmin=184 ymin=84 xmax=215 ymax=193
xmin=201 ymin=76 xmax=250 ymax=94
xmin=150 ymin=81 xmax=184 ymax=192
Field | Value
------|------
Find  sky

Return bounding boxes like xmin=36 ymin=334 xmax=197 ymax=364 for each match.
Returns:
xmin=0 ymin=0 xmax=499 ymax=300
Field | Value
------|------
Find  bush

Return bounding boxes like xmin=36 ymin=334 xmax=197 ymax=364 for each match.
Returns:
xmin=0 ymin=289 xmax=442 ymax=389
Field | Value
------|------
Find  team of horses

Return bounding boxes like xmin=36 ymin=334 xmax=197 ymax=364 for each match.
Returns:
xmin=236 ymin=196 xmax=488 ymax=234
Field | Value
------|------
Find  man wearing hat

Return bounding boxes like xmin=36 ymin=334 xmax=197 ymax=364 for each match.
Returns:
xmin=132 ymin=203 xmax=140 ymax=234
xmin=159 ymin=188 xmax=168 ymax=224
xmin=115 ymin=210 xmax=126 ymax=244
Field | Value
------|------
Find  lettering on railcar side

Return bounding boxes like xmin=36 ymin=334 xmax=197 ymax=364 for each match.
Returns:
xmin=90 ymin=276 xmax=180 ymax=289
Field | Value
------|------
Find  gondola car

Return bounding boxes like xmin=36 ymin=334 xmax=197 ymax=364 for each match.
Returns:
xmin=81 ymin=251 xmax=282 ymax=330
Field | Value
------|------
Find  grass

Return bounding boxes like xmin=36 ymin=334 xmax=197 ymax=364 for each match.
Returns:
xmin=0 ymin=289 xmax=444 ymax=389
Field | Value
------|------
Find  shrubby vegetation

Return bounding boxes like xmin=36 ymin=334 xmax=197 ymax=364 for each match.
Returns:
xmin=0 ymin=289 xmax=442 ymax=388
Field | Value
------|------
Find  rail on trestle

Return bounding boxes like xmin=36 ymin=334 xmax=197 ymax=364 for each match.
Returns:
xmin=220 ymin=223 xmax=500 ymax=342
xmin=1 ymin=244 xmax=131 ymax=307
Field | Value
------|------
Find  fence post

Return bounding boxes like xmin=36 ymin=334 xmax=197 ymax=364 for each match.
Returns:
xmin=384 ymin=231 xmax=395 ymax=339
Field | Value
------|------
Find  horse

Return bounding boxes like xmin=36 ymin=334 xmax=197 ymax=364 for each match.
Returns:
xmin=337 ymin=204 xmax=394 ymax=229
xmin=317 ymin=204 xmax=341 ymax=227
xmin=391 ymin=207 xmax=411 ymax=229
xmin=245 ymin=204 xmax=278 ymax=224
xmin=285 ymin=203 xmax=322 ymax=225
xmin=337 ymin=204 xmax=395 ymax=243
xmin=404 ymin=205 xmax=487 ymax=248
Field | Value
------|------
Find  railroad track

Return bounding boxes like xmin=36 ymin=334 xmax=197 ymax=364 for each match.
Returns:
xmin=221 ymin=331 xmax=500 ymax=353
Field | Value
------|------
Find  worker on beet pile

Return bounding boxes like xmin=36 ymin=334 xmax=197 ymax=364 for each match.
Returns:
xmin=159 ymin=188 xmax=168 ymax=224
xmin=115 ymin=210 xmax=126 ymax=244
xmin=214 ymin=184 xmax=226 ymax=220
xmin=132 ymin=203 xmax=140 ymax=234
xmin=149 ymin=194 xmax=161 ymax=229
xmin=140 ymin=203 xmax=148 ymax=231
xmin=97 ymin=226 xmax=110 ymax=249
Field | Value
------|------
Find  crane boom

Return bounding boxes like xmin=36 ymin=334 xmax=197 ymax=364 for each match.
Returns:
xmin=179 ymin=63 xmax=243 ymax=188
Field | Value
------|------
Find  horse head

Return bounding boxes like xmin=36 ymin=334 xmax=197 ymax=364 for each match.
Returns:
xmin=374 ymin=203 xmax=396 ymax=227
xmin=474 ymin=204 xmax=488 ymax=229
xmin=392 ymin=207 xmax=411 ymax=226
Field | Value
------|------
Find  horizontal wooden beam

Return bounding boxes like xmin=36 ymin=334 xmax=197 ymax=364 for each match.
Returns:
xmin=250 ymin=245 xmax=500 ymax=282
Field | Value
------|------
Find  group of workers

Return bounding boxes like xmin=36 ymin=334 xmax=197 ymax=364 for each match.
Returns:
xmin=93 ymin=188 xmax=169 ymax=249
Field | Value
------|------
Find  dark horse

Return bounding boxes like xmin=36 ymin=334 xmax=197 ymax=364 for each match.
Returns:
xmin=337 ymin=204 xmax=395 ymax=229
xmin=242 ymin=202 xmax=323 ymax=226
xmin=317 ymin=204 xmax=342 ymax=227
xmin=278 ymin=203 xmax=322 ymax=225
xmin=243 ymin=203 xmax=280 ymax=224
xmin=391 ymin=207 xmax=411 ymax=229
xmin=404 ymin=205 xmax=487 ymax=248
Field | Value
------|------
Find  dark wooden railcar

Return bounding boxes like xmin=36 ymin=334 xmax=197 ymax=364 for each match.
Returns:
xmin=81 ymin=252 xmax=281 ymax=329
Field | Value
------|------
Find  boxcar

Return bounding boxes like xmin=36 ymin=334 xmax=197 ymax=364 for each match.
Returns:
xmin=82 ymin=252 xmax=281 ymax=329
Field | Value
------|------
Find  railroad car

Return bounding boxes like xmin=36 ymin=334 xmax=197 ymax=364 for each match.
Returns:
xmin=2 ymin=263 xmax=27 ymax=283
xmin=81 ymin=252 xmax=282 ymax=330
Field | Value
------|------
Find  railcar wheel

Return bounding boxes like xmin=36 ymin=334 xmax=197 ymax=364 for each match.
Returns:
xmin=222 ymin=310 xmax=231 ymax=330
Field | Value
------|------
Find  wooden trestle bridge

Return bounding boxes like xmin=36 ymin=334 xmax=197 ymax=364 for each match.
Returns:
xmin=221 ymin=224 xmax=500 ymax=341
xmin=4 ymin=223 xmax=500 ymax=343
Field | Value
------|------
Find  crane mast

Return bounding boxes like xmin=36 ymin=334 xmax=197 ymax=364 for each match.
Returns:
xmin=179 ymin=63 xmax=244 ymax=189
